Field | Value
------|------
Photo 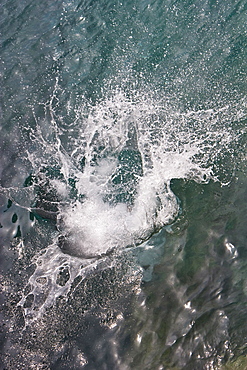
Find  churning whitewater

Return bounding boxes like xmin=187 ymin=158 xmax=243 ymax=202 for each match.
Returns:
xmin=14 ymin=85 xmax=244 ymax=322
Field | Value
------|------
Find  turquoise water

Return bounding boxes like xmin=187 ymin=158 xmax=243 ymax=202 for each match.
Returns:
xmin=0 ymin=0 xmax=247 ymax=369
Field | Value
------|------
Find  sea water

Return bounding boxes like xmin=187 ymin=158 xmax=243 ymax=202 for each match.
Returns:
xmin=0 ymin=0 xmax=247 ymax=369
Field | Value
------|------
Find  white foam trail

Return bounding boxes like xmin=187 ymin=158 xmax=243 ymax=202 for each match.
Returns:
xmin=18 ymin=243 xmax=113 ymax=324
xmin=18 ymin=88 xmax=243 ymax=322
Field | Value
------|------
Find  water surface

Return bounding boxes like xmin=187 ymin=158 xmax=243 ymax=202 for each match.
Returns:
xmin=0 ymin=0 xmax=247 ymax=369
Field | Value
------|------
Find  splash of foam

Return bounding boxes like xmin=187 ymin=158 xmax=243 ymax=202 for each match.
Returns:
xmin=17 ymin=87 xmax=244 ymax=322
xmin=53 ymin=91 xmax=233 ymax=258
xmin=28 ymin=89 xmax=240 ymax=257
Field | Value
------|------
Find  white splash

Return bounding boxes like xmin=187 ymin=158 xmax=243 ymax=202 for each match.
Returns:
xmin=18 ymin=88 xmax=241 ymax=321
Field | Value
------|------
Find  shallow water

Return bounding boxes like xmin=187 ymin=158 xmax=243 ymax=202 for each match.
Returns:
xmin=0 ymin=0 xmax=247 ymax=369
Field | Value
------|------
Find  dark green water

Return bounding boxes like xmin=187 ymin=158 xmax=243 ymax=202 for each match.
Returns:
xmin=0 ymin=0 xmax=247 ymax=369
